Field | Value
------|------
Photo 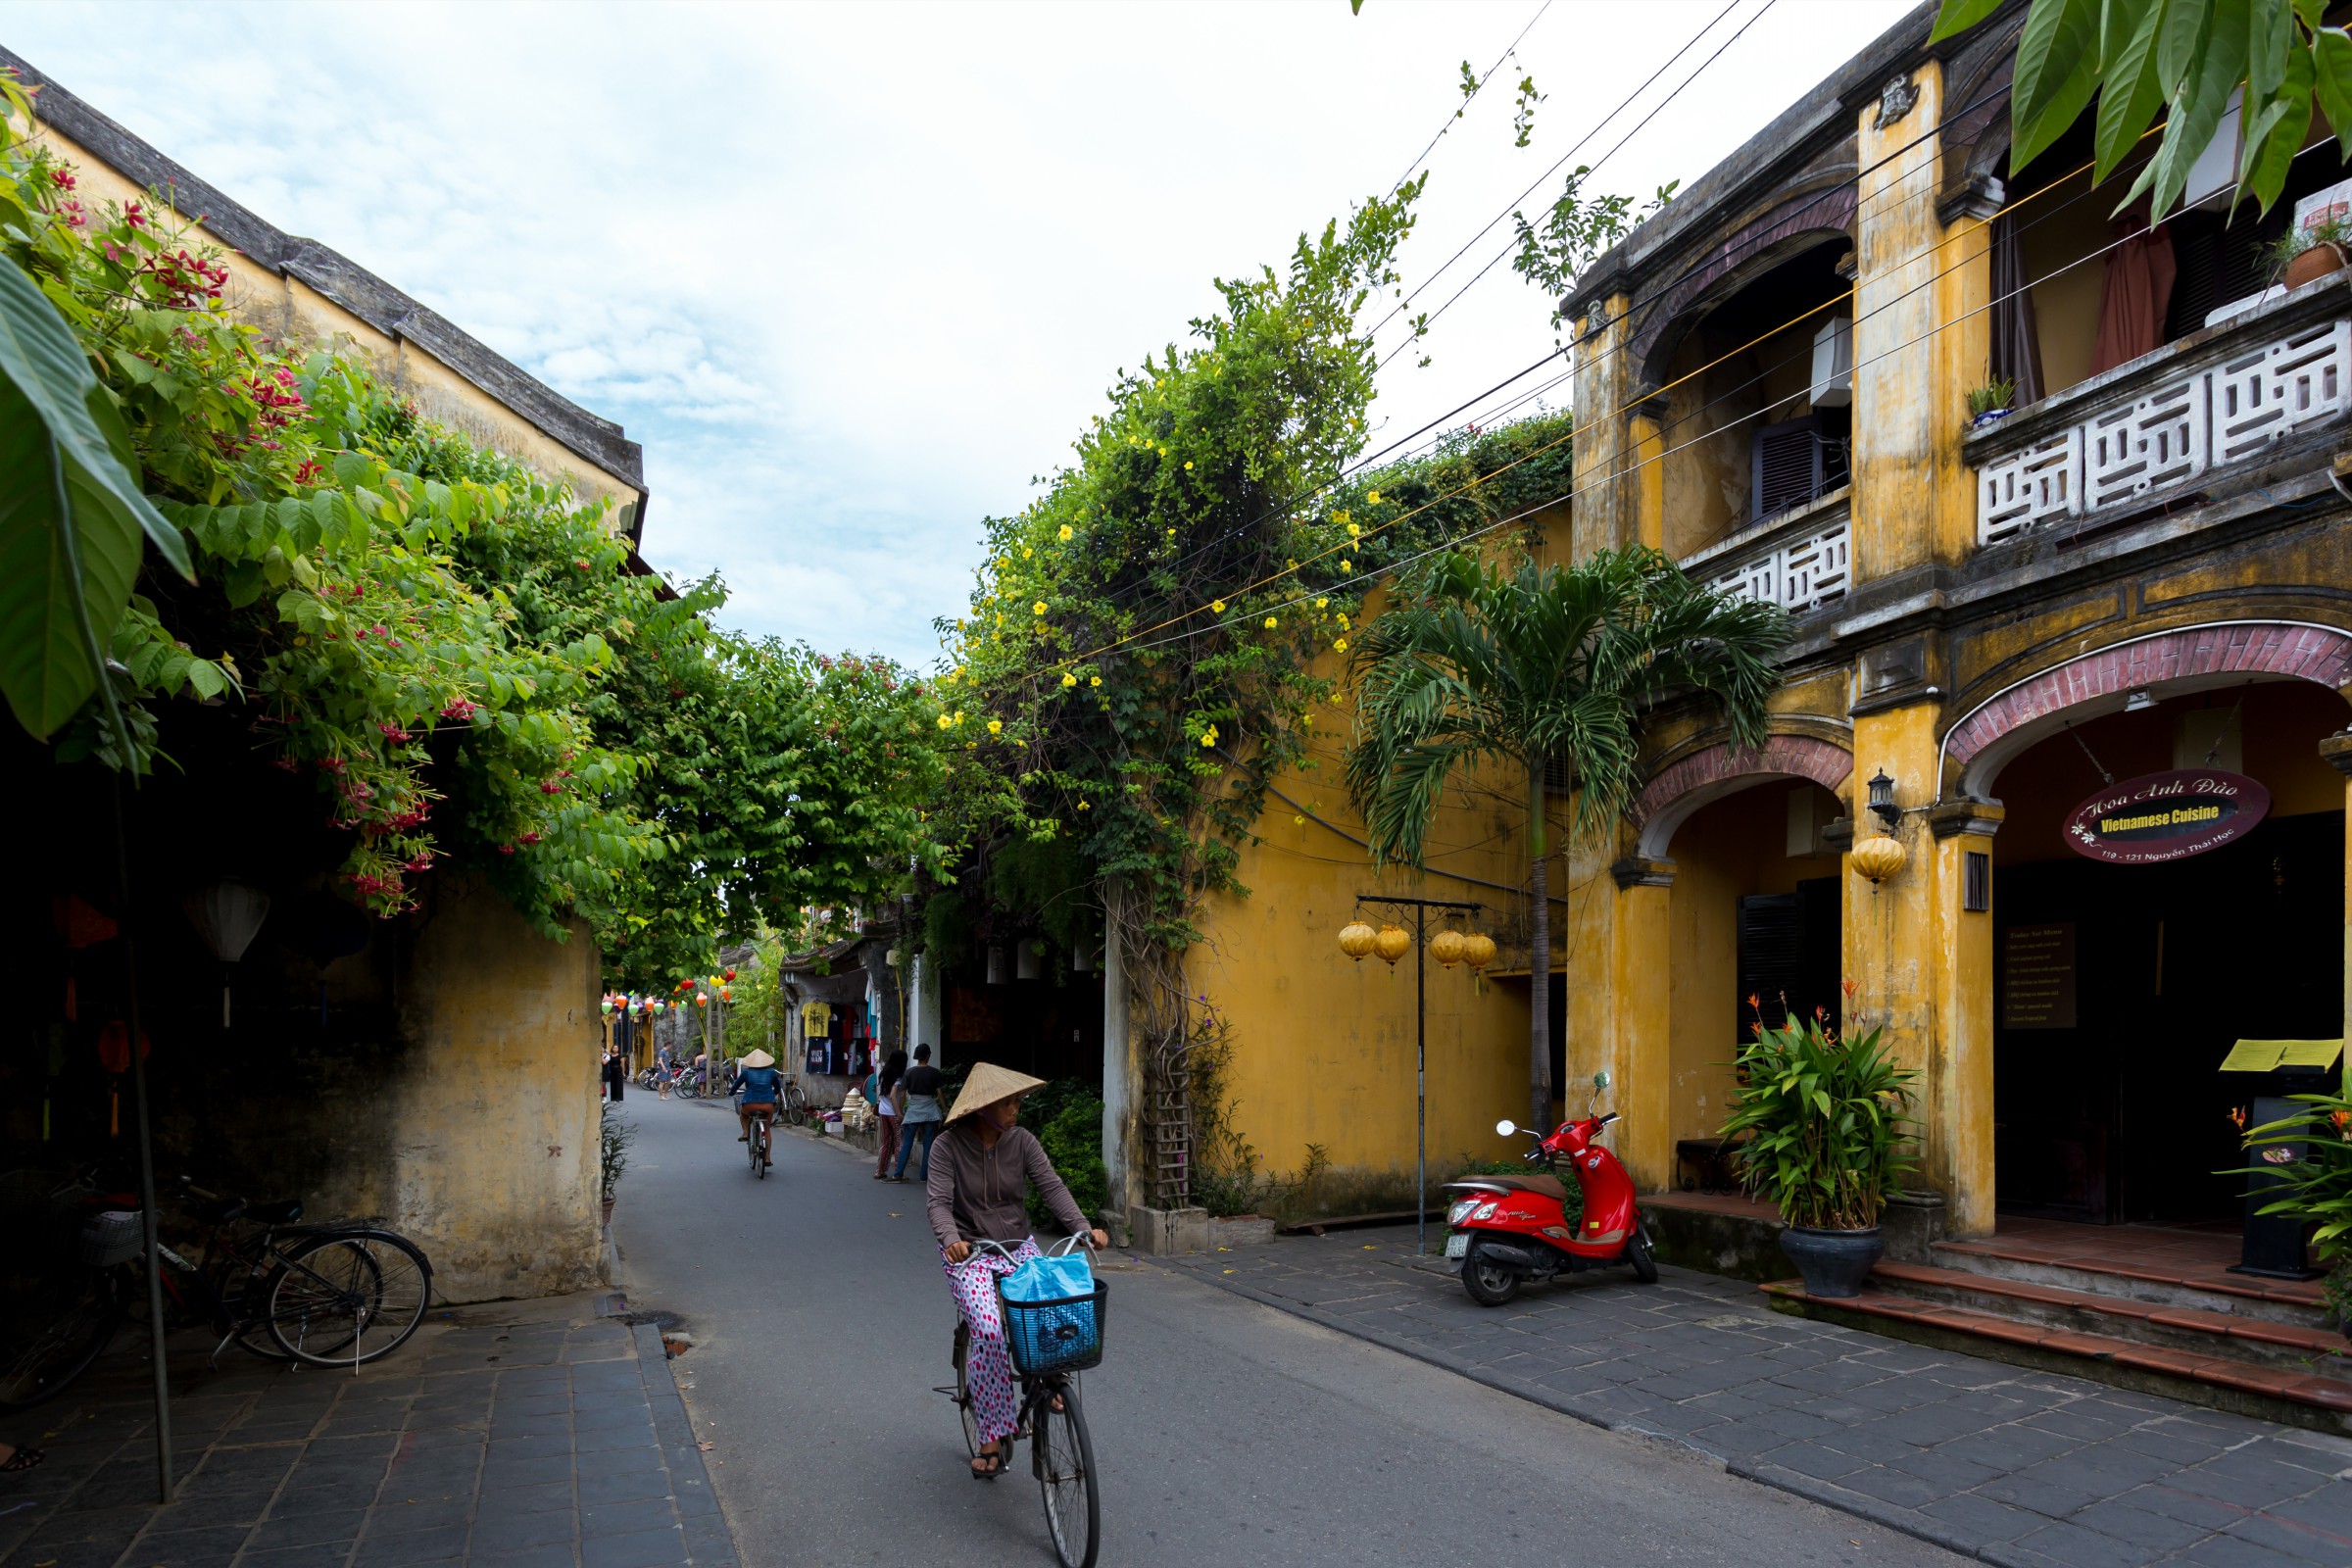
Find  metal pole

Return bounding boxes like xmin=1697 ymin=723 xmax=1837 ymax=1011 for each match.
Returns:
xmin=1415 ymin=904 xmax=1427 ymax=1258
xmin=110 ymin=777 xmax=172 ymax=1501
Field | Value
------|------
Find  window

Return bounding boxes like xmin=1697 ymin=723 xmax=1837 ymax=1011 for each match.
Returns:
xmin=1735 ymin=877 xmax=1840 ymax=1039
xmin=1750 ymin=412 xmax=1851 ymax=522
xmin=1965 ymin=851 xmax=1990 ymax=913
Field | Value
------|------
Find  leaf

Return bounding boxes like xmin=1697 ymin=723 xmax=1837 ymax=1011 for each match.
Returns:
xmin=2094 ymin=0 xmax=2172 ymax=182
xmin=2318 ymin=29 xmax=2352 ymax=158
xmin=2149 ymin=0 xmax=2252 ymax=218
xmin=2013 ymin=0 xmax=2105 ymax=173
xmin=2159 ymin=0 xmax=2213 ymax=92
xmin=2250 ymin=0 xmax=2293 ymax=99
xmin=2238 ymin=46 xmax=2315 ymax=212
xmin=1927 ymin=0 xmax=2007 ymax=42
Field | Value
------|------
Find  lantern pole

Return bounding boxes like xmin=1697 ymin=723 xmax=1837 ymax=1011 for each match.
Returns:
xmin=1352 ymin=895 xmax=1484 ymax=1256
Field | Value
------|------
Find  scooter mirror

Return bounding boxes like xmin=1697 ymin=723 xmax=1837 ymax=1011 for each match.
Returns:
xmin=1592 ymin=1069 xmax=1612 ymax=1091
xmin=1494 ymin=1119 xmax=1517 ymax=1138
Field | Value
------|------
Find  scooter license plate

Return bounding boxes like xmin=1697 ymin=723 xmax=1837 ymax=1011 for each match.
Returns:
xmin=1445 ymin=1232 xmax=1468 ymax=1260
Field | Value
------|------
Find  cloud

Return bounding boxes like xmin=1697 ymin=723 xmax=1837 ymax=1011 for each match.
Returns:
xmin=11 ymin=0 xmax=1913 ymax=665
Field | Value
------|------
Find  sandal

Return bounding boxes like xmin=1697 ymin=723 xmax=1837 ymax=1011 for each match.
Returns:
xmin=969 ymin=1445 xmax=1006 ymax=1480
xmin=0 ymin=1446 xmax=44 ymax=1474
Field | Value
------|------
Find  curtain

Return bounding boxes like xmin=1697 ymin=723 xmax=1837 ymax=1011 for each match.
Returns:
xmin=2089 ymin=207 xmax=2178 ymax=376
xmin=1989 ymin=209 xmax=2044 ymax=405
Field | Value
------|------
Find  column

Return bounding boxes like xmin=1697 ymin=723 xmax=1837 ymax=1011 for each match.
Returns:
xmin=1928 ymin=799 xmax=2004 ymax=1237
xmin=1609 ymin=856 xmax=1677 ymax=1191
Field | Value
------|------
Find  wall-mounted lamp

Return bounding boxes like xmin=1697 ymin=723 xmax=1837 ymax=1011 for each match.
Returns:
xmin=1866 ymin=768 xmax=1902 ymax=829
xmin=2124 ymin=688 xmax=2158 ymax=711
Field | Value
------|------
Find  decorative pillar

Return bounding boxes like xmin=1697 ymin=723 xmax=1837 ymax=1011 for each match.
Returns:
xmin=1927 ymin=799 xmax=2005 ymax=1236
xmin=1568 ymin=289 xmax=1642 ymax=563
xmin=1609 ymin=856 xmax=1677 ymax=1190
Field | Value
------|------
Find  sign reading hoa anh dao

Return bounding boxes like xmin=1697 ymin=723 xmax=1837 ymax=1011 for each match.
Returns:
xmin=2064 ymin=769 xmax=2271 ymax=864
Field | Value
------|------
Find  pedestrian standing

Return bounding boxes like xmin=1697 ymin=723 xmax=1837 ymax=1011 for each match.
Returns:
xmin=603 ymin=1047 xmax=626 ymax=1102
xmin=892 ymin=1044 xmax=947 ymax=1182
xmin=873 ymin=1048 xmax=906 ymax=1180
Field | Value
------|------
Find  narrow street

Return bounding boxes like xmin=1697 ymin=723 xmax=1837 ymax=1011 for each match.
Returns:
xmin=607 ymin=1096 xmax=1960 ymax=1568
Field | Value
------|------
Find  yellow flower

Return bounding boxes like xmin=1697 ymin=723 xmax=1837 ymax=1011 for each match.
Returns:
xmin=1347 ymin=522 xmax=1361 ymax=538
xmin=1367 ymin=490 xmax=1382 ymax=504
xmin=1033 ymin=602 xmax=1047 ymax=615
xmin=1184 ymin=461 xmax=1194 ymax=470
xmin=1302 ymin=712 xmax=1313 ymax=725
xmin=1062 ymin=672 xmax=1078 ymax=687
xmin=1334 ymin=510 xmax=1350 ymax=527
xmin=1337 ymin=612 xmax=1349 ymax=629
xmin=1340 ymin=561 xmax=1353 ymax=573
xmin=1334 ymin=637 xmax=1348 ymax=651
xmin=1200 ymin=732 xmax=1217 ymax=749
xmin=1211 ymin=599 xmax=1226 ymax=613
xmin=937 ymin=713 xmax=953 ymax=730
xmin=1294 ymin=814 xmax=1305 ymax=826
xmin=953 ymin=710 xmax=965 ymax=725
xmin=1078 ymin=800 xmax=1091 ymax=810
xmin=1264 ymin=616 xmax=1278 ymax=629
xmin=1315 ymin=597 xmax=1328 ymax=609
xmin=1090 ymin=676 xmax=1102 ymax=687
xmin=1058 ymin=524 xmax=1073 ymax=542
xmin=987 ymin=719 xmax=1003 ymax=735
xmin=966 ymin=741 xmax=978 ymax=751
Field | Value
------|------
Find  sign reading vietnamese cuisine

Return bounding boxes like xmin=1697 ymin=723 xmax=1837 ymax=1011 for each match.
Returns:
xmin=2064 ymin=769 xmax=2271 ymax=864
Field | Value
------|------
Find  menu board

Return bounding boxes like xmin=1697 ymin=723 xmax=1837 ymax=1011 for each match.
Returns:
xmin=2001 ymin=923 xmax=2077 ymax=1030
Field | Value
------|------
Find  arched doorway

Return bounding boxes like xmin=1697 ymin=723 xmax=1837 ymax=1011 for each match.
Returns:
xmin=1972 ymin=671 xmax=2347 ymax=1225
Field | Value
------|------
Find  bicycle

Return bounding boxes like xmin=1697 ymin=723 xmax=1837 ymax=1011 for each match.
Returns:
xmin=0 ymin=1174 xmax=434 ymax=1408
xmin=746 ymin=1104 xmax=775 ymax=1178
xmin=782 ymin=1077 xmax=809 ymax=1128
xmin=939 ymin=1237 xmax=1104 ymax=1568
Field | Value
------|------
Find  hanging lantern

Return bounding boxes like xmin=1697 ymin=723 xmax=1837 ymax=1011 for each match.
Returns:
xmin=724 ymin=967 xmax=737 ymax=982
xmin=1461 ymin=932 xmax=1496 ymax=971
xmin=1429 ymin=929 xmax=1467 ymax=968
xmin=1372 ymin=923 xmax=1411 ymax=965
xmin=183 ymin=881 xmax=271 ymax=1028
xmin=695 ymin=993 xmax=709 ymax=1008
xmin=720 ymin=988 xmax=733 ymax=1004
xmin=600 ymin=997 xmax=612 ymax=1017
xmin=1337 ymin=920 xmax=1378 ymax=961
xmin=1849 ymin=834 xmax=1907 ymax=885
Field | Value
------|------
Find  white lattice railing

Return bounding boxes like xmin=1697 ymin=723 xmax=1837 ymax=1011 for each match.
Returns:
xmin=1704 ymin=514 xmax=1851 ymax=612
xmin=1977 ymin=314 xmax=2351 ymax=545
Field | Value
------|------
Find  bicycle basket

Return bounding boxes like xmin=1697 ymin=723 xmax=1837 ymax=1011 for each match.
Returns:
xmin=997 ymin=1279 xmax=1107 ymax=1376
xmin=79 ymin=1210 xmax=144 ymax=1268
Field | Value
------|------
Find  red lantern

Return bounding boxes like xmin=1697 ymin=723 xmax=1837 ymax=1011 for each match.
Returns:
xmin=720 ymin=988 xmax=733 ymax=1003
xmin=724 ymin=967 xmax=737 ymax=982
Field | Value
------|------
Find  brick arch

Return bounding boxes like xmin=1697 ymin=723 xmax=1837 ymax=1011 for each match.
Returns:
xmin=1943 ymin=621 xmax=2352 ymax=797
xmin=1628 ymin=183 xmax=1857 ymax=384
xmin=1629 ymin=734 xmax=1853 ymax=858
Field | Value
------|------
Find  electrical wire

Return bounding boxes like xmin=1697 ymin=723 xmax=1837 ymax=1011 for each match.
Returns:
xmin=1381 ymin=0 xmax=1555 ymax=200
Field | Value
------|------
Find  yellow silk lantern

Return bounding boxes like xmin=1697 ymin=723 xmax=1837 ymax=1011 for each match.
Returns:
xmin=1338 ymin=921 xmax=1378 ymax=961
xmin=1461 ymin=932 xmax=1497 ymax=971
xmin=1849 ymin=835 xmax=1907 ymax=885
xmin=1428 ymin=929 xmax=1467 ymax=968
xmin=1372 ymin=924 xmax=1411 ymax=965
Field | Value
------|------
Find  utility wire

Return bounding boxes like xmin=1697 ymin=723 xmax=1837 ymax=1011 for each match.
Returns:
xmin=1382 ymin=0 xmax=1555 ymax=199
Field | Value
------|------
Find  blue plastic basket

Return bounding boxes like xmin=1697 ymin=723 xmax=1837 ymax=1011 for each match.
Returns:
xmin=997 ymin=1279 xmax=1107 ymax=1376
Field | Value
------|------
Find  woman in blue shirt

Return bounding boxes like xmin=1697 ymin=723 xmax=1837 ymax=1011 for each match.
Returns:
xmin=736 ymin=1049 xmax=784 ymax=1142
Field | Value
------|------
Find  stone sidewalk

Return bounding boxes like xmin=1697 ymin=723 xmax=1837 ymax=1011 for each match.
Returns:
xmin=1157 ymin=1227 xmax=2352 ymax=1568
xmin=0 ymin=1293 xmax=735 ymax=1568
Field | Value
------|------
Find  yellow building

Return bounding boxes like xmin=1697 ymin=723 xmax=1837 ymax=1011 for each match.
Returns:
xmin=3 ymin=49 xmax=650 ymax=1301
xmin=1152 ymin=2 xmax=2352 ymax=1281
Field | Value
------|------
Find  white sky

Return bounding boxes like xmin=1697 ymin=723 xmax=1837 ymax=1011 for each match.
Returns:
xmin=5 ymin=0 xmax=1914 ymax=667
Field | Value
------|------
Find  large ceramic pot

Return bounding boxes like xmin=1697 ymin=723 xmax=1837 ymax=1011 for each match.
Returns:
xmin=2282 ymin=241 xmax=2349 ymax=290
xmin=1779 ymin=1225 xmax=1884 ymax=1298
xmin=601 ymin=1199 xmax=615 ymax=1227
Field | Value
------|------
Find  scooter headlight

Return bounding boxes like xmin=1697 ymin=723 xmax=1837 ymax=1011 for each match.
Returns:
xmin=1471 ymin=1201 xmax=1499 ymax=1222
xmin=1446 ymin=1199 xmax=1478 ymax=1225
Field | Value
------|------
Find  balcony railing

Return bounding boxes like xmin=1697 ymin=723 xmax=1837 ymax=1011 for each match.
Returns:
xmin=1684 ymin=485 xmax=1851 ymax=614
xmin=1974 ymin=277 xmax=2351 ymax=546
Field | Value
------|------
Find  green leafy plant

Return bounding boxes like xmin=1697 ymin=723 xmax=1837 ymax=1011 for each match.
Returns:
xmin=2266 ymin=211 xmax=2352 ymax=282
xmin=1968 ymin=376 xmax=2020 ymax=416
xmin=600 ymin=1102 xmax=637 ymax=1205
xmin=1510 ymin=171 xmax=1679 ymax=344
xmin=2235 ymin=1093 xmax=2352 ymax=1331
xmin=1346 ymin=546 xmax=1788 ymax=1133
xmin=1719 ymin=995 xmax=1918 ymax=1231
xmin=1020 ymin=1079 xmax=1109 ymax=1227
xmin=1929 ymin=0 xmax=2352 ymax=220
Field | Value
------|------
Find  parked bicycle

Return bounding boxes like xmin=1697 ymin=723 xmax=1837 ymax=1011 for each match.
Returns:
xmin=782 ymin=1077 xmax=809 ymax=1128
xmin=939 ymin=1237 xmax=1104 ymax=1568
xmin=0 ymin=1173 xmax=434 ymax=1409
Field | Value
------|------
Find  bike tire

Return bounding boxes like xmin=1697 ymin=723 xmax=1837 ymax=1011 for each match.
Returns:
xmin=953 ymin=1330 xmax=985 ymax=1459
xmin=1034 ymin=1377 xmax=1100 ymax=1568
xmin=267 ymin=1230 xmax=432 ymax=1366
xmin=0 ymin=1270 xmax=120 ymax=1409
xmin=752 ymin=1123 xmax=768 ymax=1179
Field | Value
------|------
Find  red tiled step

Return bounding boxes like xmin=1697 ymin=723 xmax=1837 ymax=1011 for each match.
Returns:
xmin=1761 ymin=1281 xmax=2352 ymax=1417
xmin=1869 ymin=1259 xmax=2350 ymax=1361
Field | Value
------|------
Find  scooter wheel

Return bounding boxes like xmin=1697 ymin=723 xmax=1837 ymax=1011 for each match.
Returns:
xmin=1627 ymin=1230 xmax=1659 ymax=1285
xmin=1460 ymin=1238 xmax=1523 ymax=1307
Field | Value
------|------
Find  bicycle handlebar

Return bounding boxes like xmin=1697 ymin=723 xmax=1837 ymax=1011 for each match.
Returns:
xmin=969 ymin=1233 xmax=1097 ymax=1261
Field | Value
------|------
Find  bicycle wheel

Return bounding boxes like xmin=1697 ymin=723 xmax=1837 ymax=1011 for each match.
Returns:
xmin=1033 ymin=1377 xmax=1099 ymax=1568
xmin=267 ymin=1230 xmax=432 ymax=1366
xmin=953 ymin=1328 xmax=985 ymax=1459
xmin=752 ymin=1120 xmax=768 ymax=1179
xmin=0 ymin=1269 xmax=120 ymax=1408
xmin=784 ymin=1083 xmax=808 ymax=1127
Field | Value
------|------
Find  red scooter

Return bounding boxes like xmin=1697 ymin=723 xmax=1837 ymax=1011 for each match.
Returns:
xmin=1444 ymin=1070 xmax=1657 ymax=1304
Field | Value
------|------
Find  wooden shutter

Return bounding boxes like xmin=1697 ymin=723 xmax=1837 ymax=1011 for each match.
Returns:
xmin=1737 ymin=893 xmax=1804 ymax=1038
xmin=1751 ymin=416 xmax=1823 ymax=521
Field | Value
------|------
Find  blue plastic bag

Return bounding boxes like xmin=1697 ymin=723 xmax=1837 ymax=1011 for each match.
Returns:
xmin=1002 ymin=1250 xmax=1094 ymax=1303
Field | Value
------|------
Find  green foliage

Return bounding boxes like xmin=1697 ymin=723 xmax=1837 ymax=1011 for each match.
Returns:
xmin=1510 ymin=172 xmax=1678 ymax=342
xmin=1020 ymin=1079 xmax=1108 ymax=1227
xmin=1719 ymin=1004 xmax=1918 ymax=1231
xmin=0 ymin=81 xmax=950 ymax=972
xmin=2267 ymin=210 xmax=2352 ymax=279
xmin=600 ymin=1102 xmax=637 ymax=1203
xmin=1929 ymin=0 xmax=2352 ymax=219
xmin=2234 ymin=1094 xmax=2352 ymax=1327
xmin=1968 ymin=376 xmax=2020 ymax=416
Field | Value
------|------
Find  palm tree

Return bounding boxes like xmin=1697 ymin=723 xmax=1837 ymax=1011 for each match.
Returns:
xmin=1346 ymin=546 xmax=1788 ymax=1132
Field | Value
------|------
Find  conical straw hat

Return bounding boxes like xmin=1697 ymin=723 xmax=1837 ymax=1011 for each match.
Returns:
xmin=739 ymin=1049 xmax=775 ymax=1068
xmin=943 ymin=1061 xmax=1048 ymax=1125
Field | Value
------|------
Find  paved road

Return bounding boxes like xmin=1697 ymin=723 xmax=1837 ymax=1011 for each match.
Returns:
xmin=608 ymin=1094 xmax=1961 ymax=1568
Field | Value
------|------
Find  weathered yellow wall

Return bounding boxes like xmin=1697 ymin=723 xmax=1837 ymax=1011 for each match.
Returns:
xmin=30 ymin=122 xmax=641 ymax=521
xmin=379 ymin=875 xmax=604 ymax=1302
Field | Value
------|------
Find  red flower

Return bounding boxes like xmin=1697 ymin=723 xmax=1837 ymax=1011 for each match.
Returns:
xmin=498 ymin=844 xmax=516 ymax=856
xmin=518 ymin=831 xmax=543 ymax=846
xmin=123 ymin=200 xmax=145 ymax=226
xmin=49 ymin=169 xmax=74 ymax=191
xmin=539 ymin=780 xmax=563 ymax=794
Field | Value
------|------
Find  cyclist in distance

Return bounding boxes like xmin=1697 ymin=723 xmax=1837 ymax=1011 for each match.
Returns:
xmin=927 ymin=1061 xmax=1107 ymax=1479
xmin=735 ymin=1048 xmax=783 ymax=1143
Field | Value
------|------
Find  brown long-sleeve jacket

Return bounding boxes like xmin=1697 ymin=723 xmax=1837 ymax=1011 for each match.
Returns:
xmin=926 ymin=1121 xmax=1089 ymax=1250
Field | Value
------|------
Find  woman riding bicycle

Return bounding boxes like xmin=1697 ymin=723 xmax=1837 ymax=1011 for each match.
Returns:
xmin=927 ymin=1062 xmax=1106 ymax=1479
xmin=735 ymin=1049 xmax=783 ymax=1144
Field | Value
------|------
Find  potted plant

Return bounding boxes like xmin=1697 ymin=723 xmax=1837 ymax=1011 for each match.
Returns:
xmin=600 ymin=1102 xmax=635 ymax=1226
xmin=2270 ymin=213 xmax=2352 ymax=291
xmin=1966 ymin=375 xmax=2017 ymax=433
xmin=1718 ymin=988 xmax=1917 ymax=1298
xmin=2235 ymin=1093 xmax=2352 ymax=1338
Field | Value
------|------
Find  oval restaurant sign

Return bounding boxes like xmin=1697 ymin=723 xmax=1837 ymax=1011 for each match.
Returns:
xmin=2065 ymin=768 xmax=2271 ymax=864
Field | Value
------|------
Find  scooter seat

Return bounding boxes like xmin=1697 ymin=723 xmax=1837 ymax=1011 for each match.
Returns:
xmin=1464 ymin=1172 xmax=1569 ymax=1202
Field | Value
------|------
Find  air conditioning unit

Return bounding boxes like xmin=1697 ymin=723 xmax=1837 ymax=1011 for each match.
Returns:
xmin=1809 ymin=315 xmax=1853 ymax=408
